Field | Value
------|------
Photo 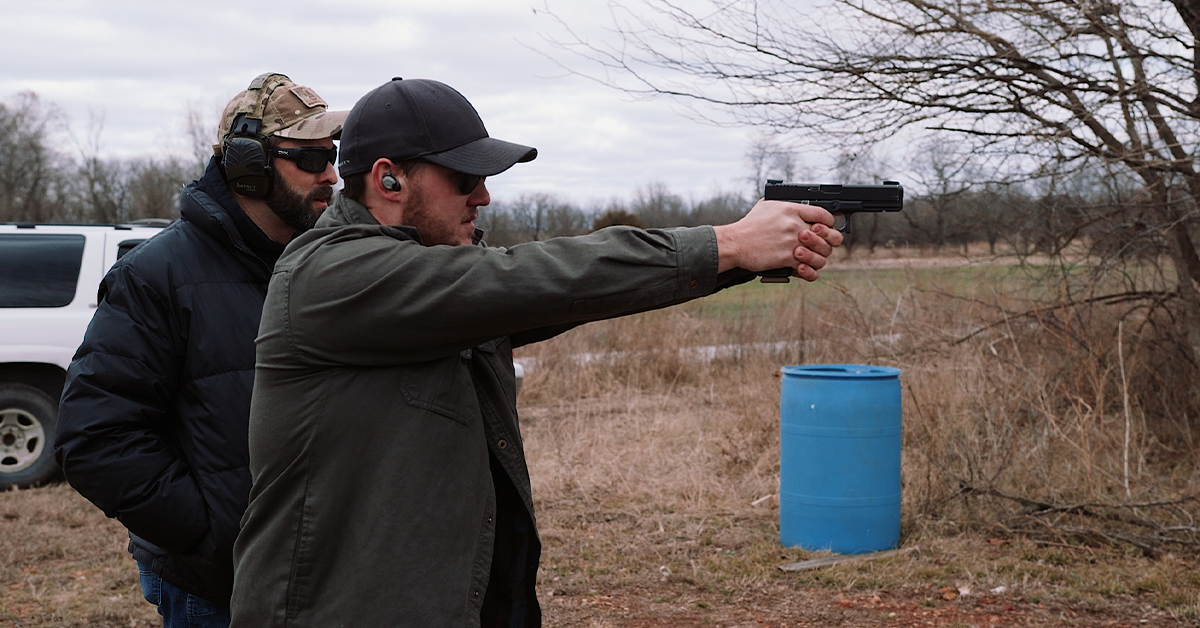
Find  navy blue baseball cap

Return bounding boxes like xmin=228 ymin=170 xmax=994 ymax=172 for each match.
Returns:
xmin=337 ymin=77 xmax=537 ymax=178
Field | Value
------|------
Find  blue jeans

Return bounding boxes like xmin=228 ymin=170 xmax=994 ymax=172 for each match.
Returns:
xmin=137 ymin=562 xmax=231 ymax=628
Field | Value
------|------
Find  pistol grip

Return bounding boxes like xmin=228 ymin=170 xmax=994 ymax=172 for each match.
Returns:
xmin=758 ymin=267 xmax=792 ymax=284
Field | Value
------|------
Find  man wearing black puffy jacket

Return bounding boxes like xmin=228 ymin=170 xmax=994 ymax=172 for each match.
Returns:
xmin=55 ymin=73 xmax=346 ymax=628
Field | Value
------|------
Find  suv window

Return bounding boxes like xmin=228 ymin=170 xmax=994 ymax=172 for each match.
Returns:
xmin=117 ymin=239 xmax=144 ymax=260
xmin=0 ymin=234 xmax=87 ymax=307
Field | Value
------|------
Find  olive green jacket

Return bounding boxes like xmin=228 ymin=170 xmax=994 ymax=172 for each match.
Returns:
xmin=230 ymin=194 xmax=749 ymax=627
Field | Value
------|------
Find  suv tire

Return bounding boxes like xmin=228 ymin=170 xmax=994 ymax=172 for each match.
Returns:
xmin=0 ymin=383 xmax=60 ymax=488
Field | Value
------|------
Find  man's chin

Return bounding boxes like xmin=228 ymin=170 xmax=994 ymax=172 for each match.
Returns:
xmin=459 ymin=222 xmax=476 ymax=244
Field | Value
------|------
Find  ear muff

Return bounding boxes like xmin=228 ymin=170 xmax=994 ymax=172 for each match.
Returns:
xmin=220 ymin=73 xmax=279 ymax=198
xmin=222 ymin=113 xmax=272 ymax=197
xmin=381 ymin=173 xmax=401 ymax=192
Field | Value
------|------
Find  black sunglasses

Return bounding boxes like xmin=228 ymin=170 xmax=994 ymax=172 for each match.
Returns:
xmin=454 ymin=171 xmax=484 ymax=195
xmin=273 ymin=146 xmax=338 ymax=173
xmin=416 ymin=160 xmax=484 ymax=195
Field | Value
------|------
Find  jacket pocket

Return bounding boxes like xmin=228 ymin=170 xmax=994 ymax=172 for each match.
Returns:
xmin=394 ymin=356 xmax=478 ymax=426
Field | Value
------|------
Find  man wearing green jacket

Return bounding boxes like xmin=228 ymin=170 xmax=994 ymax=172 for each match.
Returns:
xmin=230 ymin=77 xmax=843 ymax=628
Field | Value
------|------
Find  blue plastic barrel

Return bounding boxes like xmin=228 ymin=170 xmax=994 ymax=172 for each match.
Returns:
xmin=779 ymin=364 xmax=902 ymax=554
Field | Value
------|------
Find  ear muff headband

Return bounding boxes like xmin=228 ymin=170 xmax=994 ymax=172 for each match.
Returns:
xmin=221 ymin=73 xmax=282 ymax=198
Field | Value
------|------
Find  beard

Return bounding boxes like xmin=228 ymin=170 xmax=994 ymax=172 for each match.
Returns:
xmin=265 ymin=171 xmax=333 ymax=233
xmin=402 ymin=184 xmax=476 ymax=246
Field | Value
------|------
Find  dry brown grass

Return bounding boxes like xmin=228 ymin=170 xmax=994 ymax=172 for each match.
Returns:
xmin=0 ymin=483 xmax=158 ymax=627
xmin=3 ymin=252 xmax=1199 ymax=626
xmin=515 ymin=257 xmax=1200 ymax=624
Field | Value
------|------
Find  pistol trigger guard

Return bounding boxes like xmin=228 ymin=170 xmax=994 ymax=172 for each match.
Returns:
xmin=834 ymin=214 xmax=851 ymax=234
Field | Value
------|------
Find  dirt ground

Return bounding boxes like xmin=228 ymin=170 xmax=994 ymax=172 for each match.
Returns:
xmin=531 ymin=506 xmax=1197 ymax=628
xmin=4 ymin=484 xmax=1195 ymax=627
xmin=542 ymin=585 xmax=1182 ymax=627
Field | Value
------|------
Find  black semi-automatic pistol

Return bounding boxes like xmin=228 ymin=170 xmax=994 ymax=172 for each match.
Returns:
xmin=757 ymin=179 xmax=903 ymax=283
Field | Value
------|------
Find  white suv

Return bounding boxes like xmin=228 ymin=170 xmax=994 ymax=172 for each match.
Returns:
xmin=0 ymin=222 xmax=167 ymax=489
xmin=0 ymin=220 xmax=525 ymax=490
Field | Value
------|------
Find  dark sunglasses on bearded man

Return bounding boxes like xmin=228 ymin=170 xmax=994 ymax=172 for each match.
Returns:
xmin=272 ymin=146 xmax=338 ymax=173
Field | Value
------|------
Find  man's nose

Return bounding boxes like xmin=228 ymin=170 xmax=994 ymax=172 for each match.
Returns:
xmin=470 ymin=180 xmax=490 ymax=207
xmin=320 ymin=162 xmax=338 ymax=185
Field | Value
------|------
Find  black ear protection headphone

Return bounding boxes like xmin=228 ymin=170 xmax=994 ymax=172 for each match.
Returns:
xmin=381 ymin=172 xmax=401 ymax=192
xmin=220 ymin=73 xmax=279 ymax=198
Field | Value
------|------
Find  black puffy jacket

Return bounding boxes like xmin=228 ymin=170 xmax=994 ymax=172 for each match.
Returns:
xmin=56 ymin=158 xmax=283 ymax=603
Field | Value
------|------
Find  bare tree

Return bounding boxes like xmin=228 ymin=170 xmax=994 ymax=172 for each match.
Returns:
xmin=903 ymin=138 xmax=976 ymax=252
xmin=475 ymin=205 xmax=516 ymax=247
xmin=745 ymin=133 xmax=800 ymax=197
xmin=0 ymin=92 xmax=197 ymax=225
xmin=184 ymin=101 xmax=217 ymax=172
xmin=631 ymin=181 xmax=689 ymax=226
xmin=0 ymin=92 xmax=68 ymax=222
xmin=691 ymin=190 xmax=749 ymax=225
xmin=970 ymin=182 xmax=1017 ymax=255
xmin=541 ymin=0 xmax=1200 ymax=366
xmin=125 ymin=157 xmax=191 ymax=220
xmin=73 ymin=111 xmax=128 ymax=224
xmin=488 ymin=193 xmax=588 ymax=244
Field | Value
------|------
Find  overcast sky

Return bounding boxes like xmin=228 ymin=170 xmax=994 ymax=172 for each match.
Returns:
xmin=1 ymin=0 xmax=791 ymax=207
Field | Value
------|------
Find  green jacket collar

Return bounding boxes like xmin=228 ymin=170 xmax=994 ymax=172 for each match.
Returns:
xmin=318 ymin=193 xmax=380 ymax=228
xmin=319 ymin=193 xmax=486 ymax=245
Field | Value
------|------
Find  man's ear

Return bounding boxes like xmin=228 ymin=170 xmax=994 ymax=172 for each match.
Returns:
xmin=369 ymin=159 xmax=403 ymax=198
xmin=363 ymin=158 xmax=407 ymax=226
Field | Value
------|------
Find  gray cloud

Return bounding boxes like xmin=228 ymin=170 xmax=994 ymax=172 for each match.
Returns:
xmin=3 ymin=0 xmax=759 ymax=204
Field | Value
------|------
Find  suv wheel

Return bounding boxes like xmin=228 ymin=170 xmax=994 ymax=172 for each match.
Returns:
xmin=0 ymin=384 xmax=60 ymax=489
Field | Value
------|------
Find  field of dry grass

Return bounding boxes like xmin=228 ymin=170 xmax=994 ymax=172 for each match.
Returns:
xmin=0 ymin=484 xmax=157 ymax=627
xmin=2 ymin=248 xmax=1198 ymax=626
xmin=516 ymin=249 xmax=1200 ymax=626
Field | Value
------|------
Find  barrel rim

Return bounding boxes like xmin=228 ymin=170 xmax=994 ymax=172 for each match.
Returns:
xmin=781 ymin=363 xmax=901 ymax=379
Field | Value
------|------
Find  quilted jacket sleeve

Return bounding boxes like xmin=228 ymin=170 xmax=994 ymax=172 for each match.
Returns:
xmin=55 ymin=263 xmax=210 ymax=555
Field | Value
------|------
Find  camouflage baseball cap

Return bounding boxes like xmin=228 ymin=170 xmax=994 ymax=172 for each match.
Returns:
xmin=215 ymin=73 xmax=348 ymax=154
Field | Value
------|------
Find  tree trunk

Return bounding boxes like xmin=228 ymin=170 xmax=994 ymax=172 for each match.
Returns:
xmin=1168 ymin=221 xmax=1200 ymax=368
xmin=1172 ymin=0 xmax=1200 ymax=367
xmin=1151 ymin=173 xmax=1200 ymax=368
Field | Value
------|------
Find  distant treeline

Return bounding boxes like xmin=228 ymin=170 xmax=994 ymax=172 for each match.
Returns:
xmin=1 ymin=90 xmax=1146 ymax=261
xmin=0 ymin=92 xmax=204 ymax=225
xmin=477 ymin=182 xmax=752 ymax=247
xmin=482 ymin=174 xmax=1146 ymax=261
